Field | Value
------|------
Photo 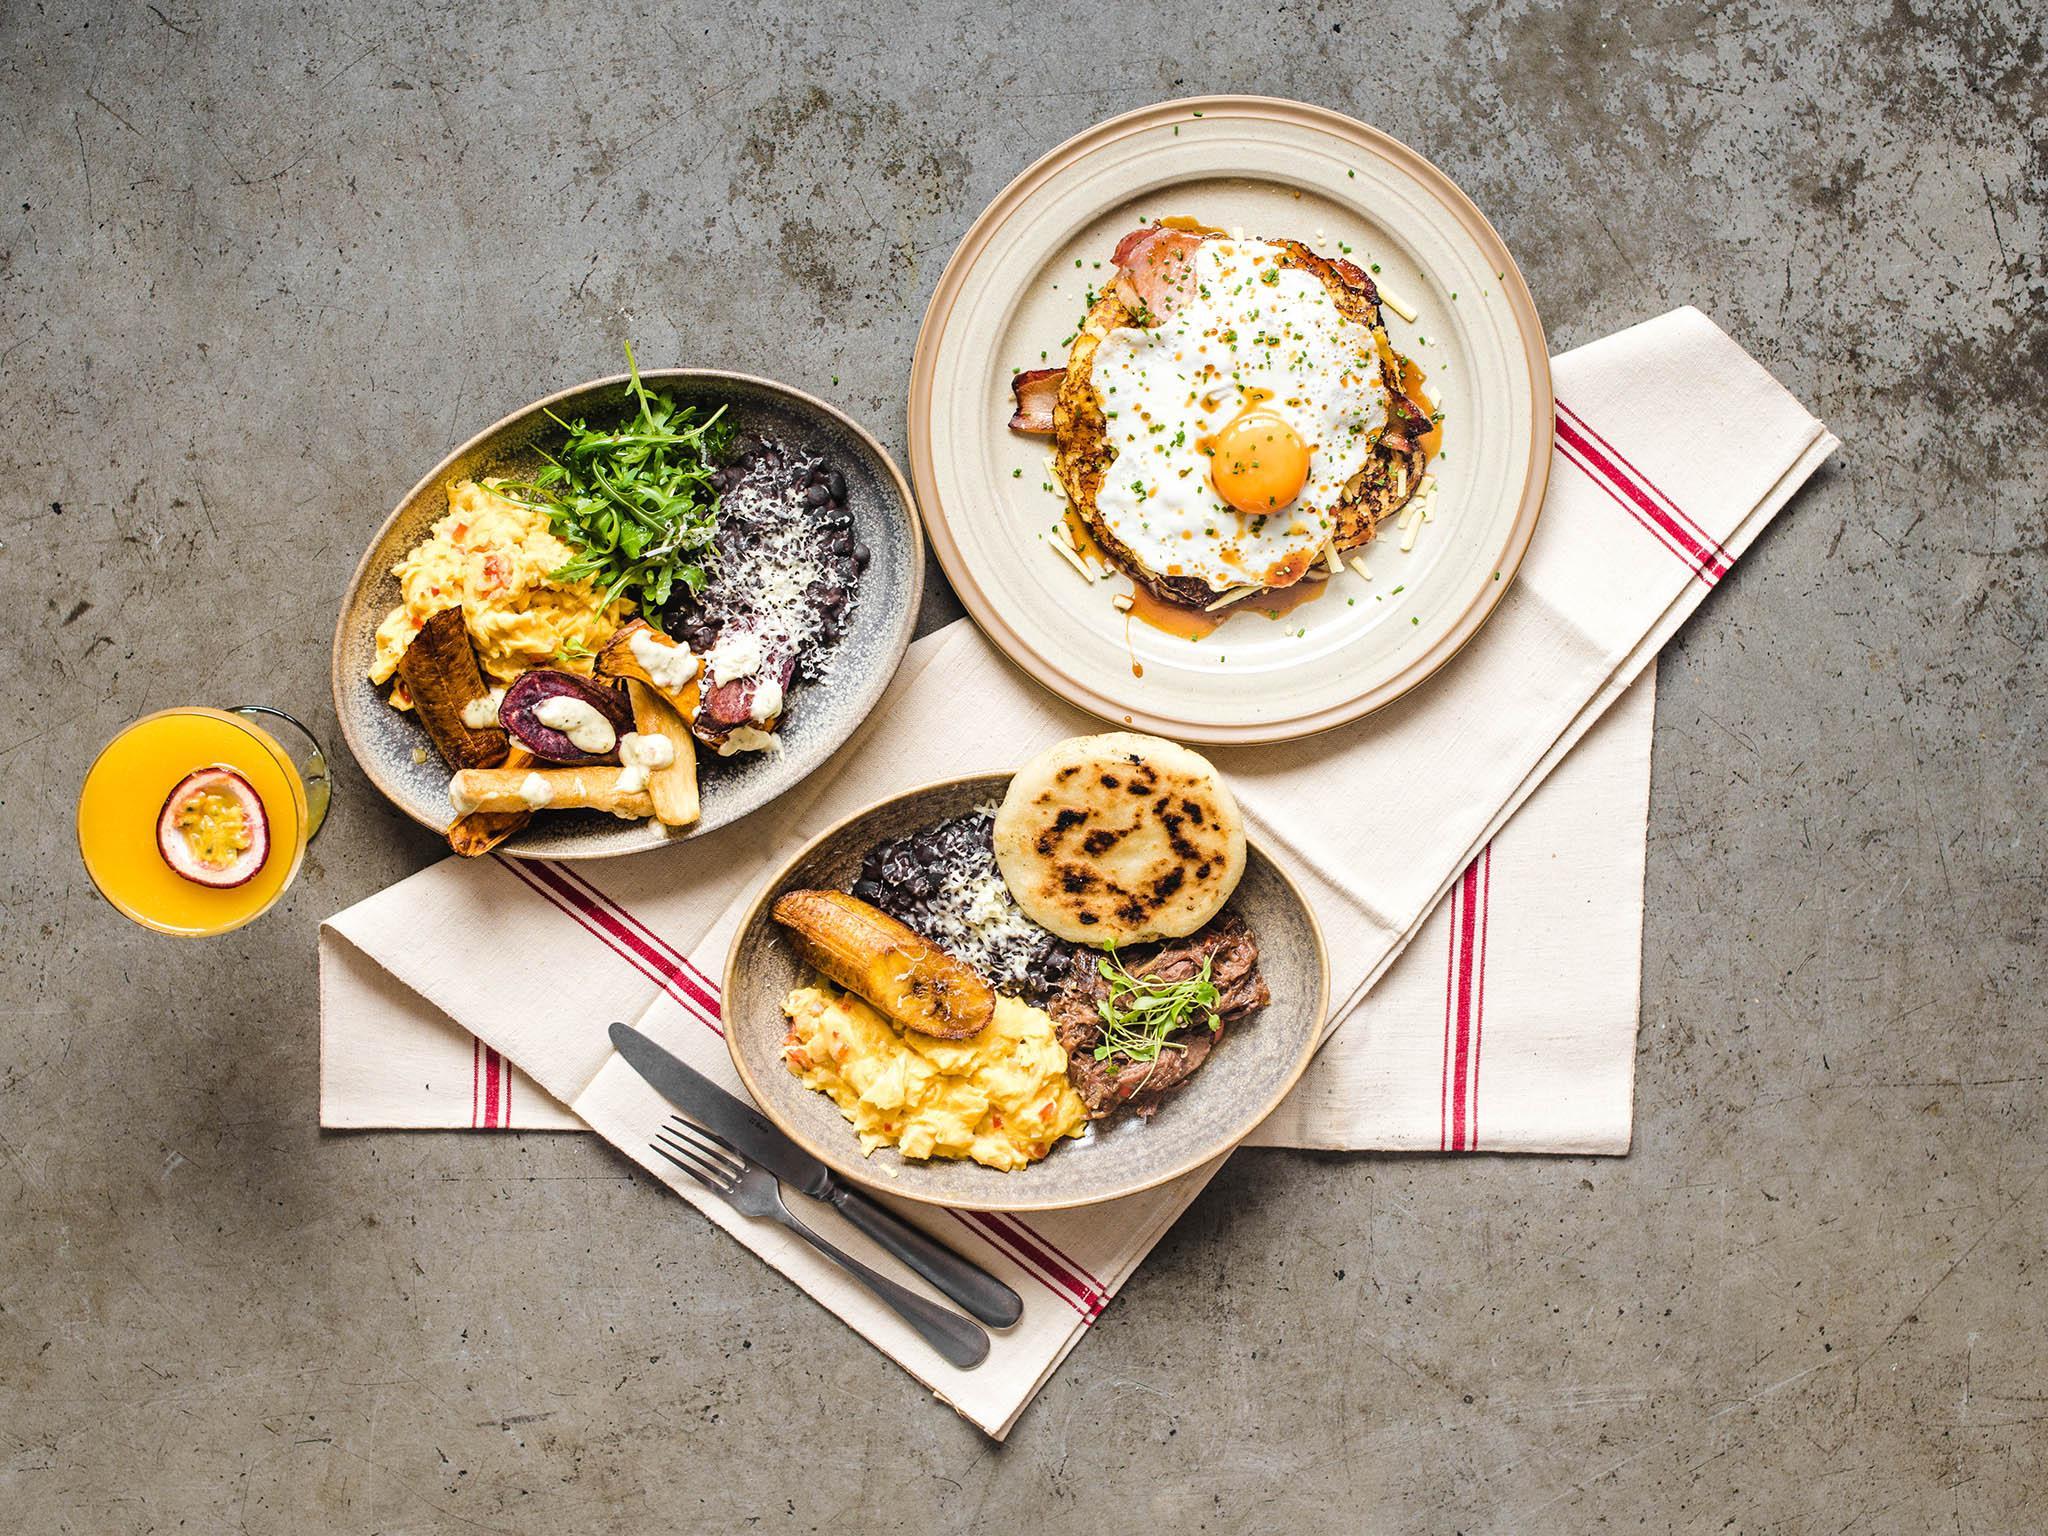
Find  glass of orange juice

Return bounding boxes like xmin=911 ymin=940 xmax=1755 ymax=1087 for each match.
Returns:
xmin=77 ymin=706 xmax=332 ymax=936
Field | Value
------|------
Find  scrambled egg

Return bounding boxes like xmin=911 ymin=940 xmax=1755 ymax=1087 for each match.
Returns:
xmin=370 ymin=480 xmax=630 ymax=704
xmin=783 ymin=984 xmax=1088 ymax=1171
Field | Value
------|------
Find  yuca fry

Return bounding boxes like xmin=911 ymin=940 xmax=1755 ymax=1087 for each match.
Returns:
xmin=626 ymin=679 xmax=700 ymax=828
xmin=597 ymin=619 xmax=702 ymax=719
xmin=398 ymin=607 xmax=508 ymax=771
xmin=447 ymin=746 xmax=534 ymax=857
xmin=449 ymin=764 xmax=654 ymax=819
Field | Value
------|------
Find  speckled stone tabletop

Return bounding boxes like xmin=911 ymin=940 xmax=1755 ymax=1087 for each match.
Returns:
xmin=4 ymin=3 xmax=2042 ymax=1531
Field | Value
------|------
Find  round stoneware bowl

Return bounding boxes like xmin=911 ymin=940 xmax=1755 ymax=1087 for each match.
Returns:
xmin=723 ymin=773 xmax=1330 ymax=1211
xmin=332 ymin=370 xmax=922 ymax=859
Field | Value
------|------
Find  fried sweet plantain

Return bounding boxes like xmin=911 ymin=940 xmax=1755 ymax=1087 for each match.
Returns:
xmin=770 ymin=889 xmax=995 ymax=1041
xmin=396 ymin=606 xmax=508 ymax=771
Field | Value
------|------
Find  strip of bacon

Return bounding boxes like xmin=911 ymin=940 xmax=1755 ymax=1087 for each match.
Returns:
xmin=1008 ymin=367 xmax=1062 ymax=434
xmin=1111 ymin=223 xmax=1162 ymax=265
xmin=1110 ymin=226 xmax=1204 ymax=325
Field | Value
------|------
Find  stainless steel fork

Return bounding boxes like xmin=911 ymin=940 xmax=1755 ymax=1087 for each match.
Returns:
xmin=649 ymin=1117 xmax=990 ymax=1369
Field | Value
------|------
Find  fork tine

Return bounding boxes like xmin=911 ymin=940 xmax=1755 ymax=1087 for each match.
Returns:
xmin=665 ymin=1114 xmax=745 ymax=1164
xmin=662 ymin=1119 xmax=746 ymax=1176
xmin=652 ymin=1128 xmax=742 ymax=1188
xmin=648 ymin=1138 xmax=734 ymax=1193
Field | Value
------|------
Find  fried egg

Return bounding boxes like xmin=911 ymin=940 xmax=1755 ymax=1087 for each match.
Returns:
xmin=1088 ymin=238 xmax=1386 ymax=592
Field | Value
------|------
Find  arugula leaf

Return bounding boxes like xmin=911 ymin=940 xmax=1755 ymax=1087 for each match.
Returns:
xmin=489 ymin=343 xmax=731 ymax=620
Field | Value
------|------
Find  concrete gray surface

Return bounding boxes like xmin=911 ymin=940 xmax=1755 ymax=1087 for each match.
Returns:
xmin=4 ymin=0 xmax=2043 ymax=1529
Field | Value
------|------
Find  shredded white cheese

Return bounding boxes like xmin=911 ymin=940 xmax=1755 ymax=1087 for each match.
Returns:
xmin=1049 ymin=538 xmax=1097 ymax=583
xmin=1380 ymin=285 xmax=1419 ymax=324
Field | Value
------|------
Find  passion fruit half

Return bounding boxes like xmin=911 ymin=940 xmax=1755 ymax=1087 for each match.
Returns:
xmin=157 ymin=766 xmax=270 ymax=888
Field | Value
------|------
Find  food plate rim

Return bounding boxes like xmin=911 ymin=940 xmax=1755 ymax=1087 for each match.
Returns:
xmin=907 ymin=92 xmax=1554 ymax=743
xmin=721 ymin=769 xmax=1333 ymax=1213
xmin=331 ymin=366 xmax=925 ymax=861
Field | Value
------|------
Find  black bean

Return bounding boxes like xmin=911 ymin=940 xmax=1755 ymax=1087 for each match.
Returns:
xmin=851 ymin=879 xmax=883 ymax=904
xmin=854 ymin=543 xmax=872 ymax=570
xmin=826 ymin=468 xmax=846 ymax=501
xmin=802 ymin=484 xmax=831 ymax=509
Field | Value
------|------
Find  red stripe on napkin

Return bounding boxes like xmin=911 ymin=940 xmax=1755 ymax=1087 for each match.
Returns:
xmin=493 ymin=857 xmax=725 ymax=1036
xmin=1554 ymin=404 xmax=1725 ymax=584
xmin=482 ymin=1046 xmax=503 ymax=1128
xmin=953 ymin=1211 xmax=1106 ymax=1321
xmin=1558 ymin=401 xmax=1730 ymax=564
xmin=1440 ymin=847 xmax=1494 ymax=1152
xmin=538 ymin=861 xmax=727 ymax=1023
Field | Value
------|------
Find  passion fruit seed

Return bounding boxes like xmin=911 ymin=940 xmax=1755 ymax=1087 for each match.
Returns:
xmin=176 ymin=789 xmax=255 ymax=868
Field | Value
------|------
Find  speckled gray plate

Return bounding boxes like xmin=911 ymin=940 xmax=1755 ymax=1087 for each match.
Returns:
xmin=724 ymin=773 xmax=1330 ymax=1211
xmin=332 ymin=371 xmax=922 ymax=859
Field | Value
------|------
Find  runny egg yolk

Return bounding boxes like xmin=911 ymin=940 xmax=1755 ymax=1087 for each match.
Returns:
xmin=1205 ymin=407 xmax=1312 ymax=515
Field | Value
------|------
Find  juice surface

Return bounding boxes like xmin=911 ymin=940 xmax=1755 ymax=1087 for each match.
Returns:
xmin=78 ymin=709 xmax=308 ymax=935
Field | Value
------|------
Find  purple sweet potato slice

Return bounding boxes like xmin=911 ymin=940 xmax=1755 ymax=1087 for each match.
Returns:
xmin=498 ymin=669 xmax=632 ymax=765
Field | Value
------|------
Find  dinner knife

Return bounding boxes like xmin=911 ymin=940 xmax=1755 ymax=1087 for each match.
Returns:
xmin=609 ymin=1022 xmax=1025 ymax=1328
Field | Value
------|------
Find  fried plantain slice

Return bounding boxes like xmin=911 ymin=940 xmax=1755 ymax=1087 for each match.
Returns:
xmin=396 ymin=606 xmax=508 ymax=771
xmin=771 ymin=889 xmax=996 ymax=1041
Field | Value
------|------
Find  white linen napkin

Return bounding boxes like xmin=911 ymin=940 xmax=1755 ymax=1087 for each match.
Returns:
xmin=320 ymin=307 xmax=1836 ymax=1435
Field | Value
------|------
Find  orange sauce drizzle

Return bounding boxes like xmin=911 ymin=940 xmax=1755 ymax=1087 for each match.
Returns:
xmin=1119 ymin=571 xmax=1338 ymax=668
xmin=1375 ymin=335 xmax=1443 ymax=464
xmin=1126 ymin=585 xmax=1226 ymax=642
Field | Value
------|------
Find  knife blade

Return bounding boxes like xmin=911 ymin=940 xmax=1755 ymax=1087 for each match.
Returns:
xmin=610 ymin=1022 xmax=1024 ymax=1327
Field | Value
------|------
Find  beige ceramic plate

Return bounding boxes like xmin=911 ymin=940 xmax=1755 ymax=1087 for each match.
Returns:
xmin=723 ymin=773 xmax=1330 ymax=1212
xmin=909 ymin=96 xmax=1552 ymax=743
xmin=333 ymin=371 xmax=922 ymax=860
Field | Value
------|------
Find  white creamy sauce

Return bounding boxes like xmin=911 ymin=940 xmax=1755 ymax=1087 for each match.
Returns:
xmin=460 ymin=688 xmax=506 ymax=730
xmin=715 ymin=725 xmax=778 ymax=757
xmin=616 ymin=763 xmax=649 ymax=794
xmin=628 ymin=628 xmax=698 ymax=695
xmin=705 ymin=630 xmax=764 ymax=685
xmin=532 ymin=695 xmax=618 ymax=754
xmin=1090 ymin=238 xmax=1386 ymax=591
xmin=517 ymin=772 xmax=555 ymax=809
xmin=618 ymin=731 xmax=676 ymax=772
xmin=749 ymin=676 xmax=783 ymax=724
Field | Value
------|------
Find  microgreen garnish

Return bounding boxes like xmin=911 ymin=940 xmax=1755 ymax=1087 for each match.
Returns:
xmin=1091 ymin=945 xmax=1222 ymax=1064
